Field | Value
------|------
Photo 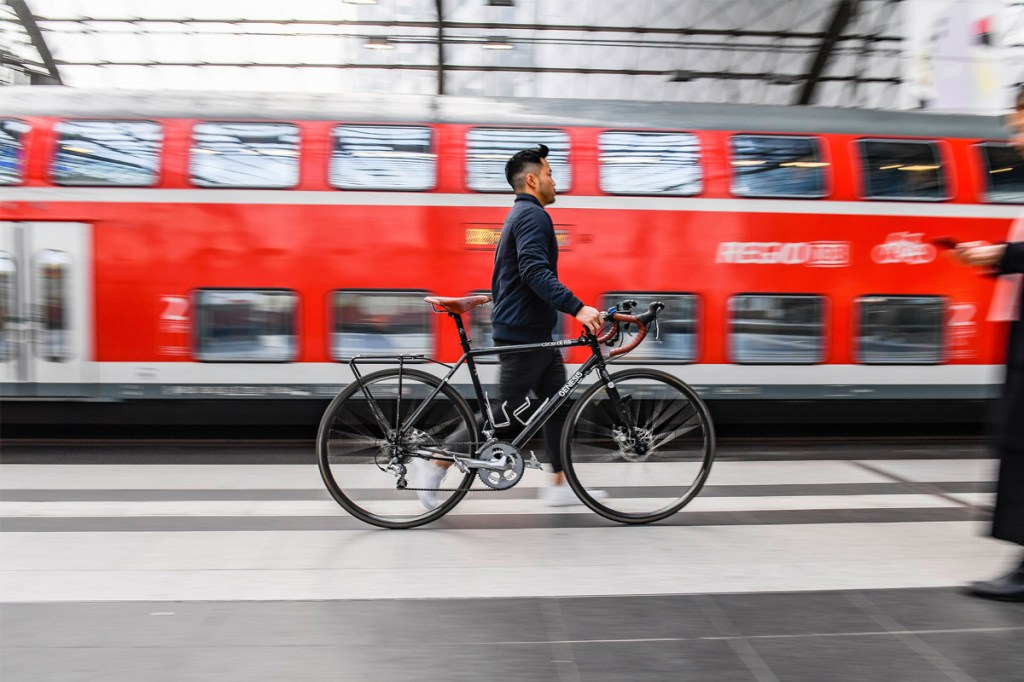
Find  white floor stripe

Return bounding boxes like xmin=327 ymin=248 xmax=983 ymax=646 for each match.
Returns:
xmin=0 ymin=493 xmax=966 ymax=518
xmin=944 ymin=492 xmax=997 ymax=507
xmin=5 ymin=459 xmax=992 ymax=490
xmin=0 ymin=522 xmax=1014 ymax=602
xmin=860 ymin=459 xmax=1000 ymax=483
xmin=0 ymin=460 xmax=1007 ymax=604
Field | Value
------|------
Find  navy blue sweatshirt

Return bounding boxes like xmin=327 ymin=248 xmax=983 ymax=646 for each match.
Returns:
xmin=491 ymin=194 xmax=583 ymax=343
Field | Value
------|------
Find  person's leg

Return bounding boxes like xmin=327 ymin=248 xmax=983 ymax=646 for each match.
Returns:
xmin=533 ymin=348 xmax=568 ymax=478
xmin=530 ymin=349 xmax=607 ymax=504
xmin=496 ymin=343 xmax=550 ymax=422
xmin=968 ymin=447 xmax=1024 ymax=601
xmin=992 ymin=447 xmax=1024 ymax=546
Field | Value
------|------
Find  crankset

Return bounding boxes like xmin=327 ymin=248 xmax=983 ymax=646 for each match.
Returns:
xmin=475 ymin=441 xmax=526 ymax=490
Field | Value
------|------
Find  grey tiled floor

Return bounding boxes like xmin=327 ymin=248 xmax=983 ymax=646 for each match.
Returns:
xmin=3 ymin=588 xmax=1022 ymax=682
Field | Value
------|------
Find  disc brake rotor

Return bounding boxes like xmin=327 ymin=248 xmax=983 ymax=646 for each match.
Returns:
xmin=611 ymin=426 xmax=655 ymax=462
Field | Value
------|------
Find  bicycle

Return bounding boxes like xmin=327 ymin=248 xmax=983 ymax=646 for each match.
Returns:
xmin=317 ymin=296 xmax=715 ymax=529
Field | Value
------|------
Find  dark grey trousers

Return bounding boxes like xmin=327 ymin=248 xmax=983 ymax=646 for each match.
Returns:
xmin=493 ymin=343 xmax=568 ymax=473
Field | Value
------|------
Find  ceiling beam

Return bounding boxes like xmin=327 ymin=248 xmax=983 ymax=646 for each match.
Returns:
xmin=796 ymin=0 xmax=858 ymax=105
xmin=32 ymin=17 xmax=901 ymax=42
xmin=8 ymin=0 xmax=62 ymax=84
xmin=49 ymin=59 xmax=900 ymax=84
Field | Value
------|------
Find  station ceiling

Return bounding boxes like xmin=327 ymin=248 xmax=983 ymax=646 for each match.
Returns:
xmin=1 ymin=0 xmax=911 ymax=108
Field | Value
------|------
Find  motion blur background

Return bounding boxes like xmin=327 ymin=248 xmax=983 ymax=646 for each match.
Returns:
xmin=3 ymin=4 xmax=1024 ymax=682
xmin=2 ymin=0 xmax=1022 ymax=110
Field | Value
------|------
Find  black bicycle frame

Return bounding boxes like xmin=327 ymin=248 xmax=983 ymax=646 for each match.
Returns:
xmin=347 ymin=312 xmax=635 ymax=456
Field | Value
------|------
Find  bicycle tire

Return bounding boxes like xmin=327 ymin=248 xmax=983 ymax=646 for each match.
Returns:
xmin=317 ymin=368 xmax=478 ymax=529
xmin=561 ymin=368 xmax=715 ymax=524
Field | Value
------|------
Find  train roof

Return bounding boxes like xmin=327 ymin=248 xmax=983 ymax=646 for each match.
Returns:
xmin=2 ymin=86 xmax=1009 ymax=140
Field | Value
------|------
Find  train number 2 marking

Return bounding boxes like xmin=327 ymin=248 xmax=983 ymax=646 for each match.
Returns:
xmin=160 ymin=296 xmax=189 ymax=321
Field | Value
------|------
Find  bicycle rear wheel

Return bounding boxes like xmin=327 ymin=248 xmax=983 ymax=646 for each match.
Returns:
xmin=317 ymin=368 xmax=478 ymax=529
xmin=562 ymin=368 xmax=715 ymax=524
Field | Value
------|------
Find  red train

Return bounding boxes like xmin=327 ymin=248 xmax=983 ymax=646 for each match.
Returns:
xmin=1 ymin=87 xmax=1021 ymax=430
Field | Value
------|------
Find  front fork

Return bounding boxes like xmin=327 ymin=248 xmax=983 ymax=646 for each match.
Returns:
xmin=590 ymin=343 xmax=645 ymax=454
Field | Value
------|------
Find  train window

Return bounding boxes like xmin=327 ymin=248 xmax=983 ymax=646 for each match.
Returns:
xmin=52 ymin=120 xmax=162 ymax=187
xmin=466 ymin=128 xmax=571 ymax=192
xmin=330 ymin=291 xmax=432 ymax=361
xmin=977 ymin=143 xmax=1024 ymax=203
xmin=856 ymin=295 xmax=944 ymax=364
xmin=599 ymin=132 xmax=702 ymax=195
xmin=468 ymin=291 xmax=567 ymax=363
xmin=330 ymin=126 xmax=435 ymax=191
xmin=598 ymin=293 xmax=698 ymax=362
xmin=0 ymin=119 xmax=30 ymax=185
xmin=858 ymin=140 xmax=947 ymax=201
xmin=33 ymin=250 xmax=73 ymax=362
xmin=193 ymin=290 xmax=298 ymax=362
xmin=729 ymin=295 xmax=825 ymax=364
xmin=190 ymin=122 xmax=299 ymax=188
xmin=0 ymin=252 xmax=17 ymax=362
xmin=730 ymin=135 xmax=828 ymax=198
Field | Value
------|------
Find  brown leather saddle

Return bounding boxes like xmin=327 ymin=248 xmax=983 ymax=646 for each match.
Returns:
xmin=424 ymin=294 xmax=492 ymax=315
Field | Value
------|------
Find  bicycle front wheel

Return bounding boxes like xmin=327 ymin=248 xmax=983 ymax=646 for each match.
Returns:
xmin=562 ymin=368 xmax=715 ymax=524
xmin=317 ymin=368 xmax=478 ymax=529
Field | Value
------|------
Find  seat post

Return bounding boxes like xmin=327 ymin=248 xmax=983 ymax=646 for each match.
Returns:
xmin=452 ymin=313 xmax=472 ymax=354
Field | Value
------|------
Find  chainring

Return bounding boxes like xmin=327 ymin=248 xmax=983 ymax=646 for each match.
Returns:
xmin=475 ymin=441 xmax=525 ymax=490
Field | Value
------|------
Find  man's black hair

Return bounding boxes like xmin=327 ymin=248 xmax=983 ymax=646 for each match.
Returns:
xmin=1017 ymin=84 xmax=1024 ymax=110
xmin=505 ymin=144 xmax=550 ymax=191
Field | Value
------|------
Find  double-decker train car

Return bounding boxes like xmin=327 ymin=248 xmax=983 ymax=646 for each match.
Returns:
xmin=1 ymin=87 xmax=1021 ymax=431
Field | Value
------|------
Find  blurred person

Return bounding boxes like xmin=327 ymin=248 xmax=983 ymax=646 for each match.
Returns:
xmin=948 ymin=85 xmax=1024 ymax=601
xmin=410 ymin=144 xmax=604 ymax=508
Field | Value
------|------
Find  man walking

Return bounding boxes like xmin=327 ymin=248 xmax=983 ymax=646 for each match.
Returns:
xmin=489 ymin=144 xmax=602 ymax=504
xmin=410 ymin=144 xmax=602 ymax=507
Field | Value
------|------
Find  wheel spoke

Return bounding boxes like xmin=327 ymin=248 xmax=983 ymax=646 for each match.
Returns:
xmin=563 ymin=370 xmax=715 ymax=524
xmin=317 ymin=369 xmax=478 ymax=529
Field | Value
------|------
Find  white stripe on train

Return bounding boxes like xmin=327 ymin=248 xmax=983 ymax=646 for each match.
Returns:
xmin=88 ymin=362 xmax=1001 ymax=386
xmin=3 ymin=187 xmax=1020 ymax=219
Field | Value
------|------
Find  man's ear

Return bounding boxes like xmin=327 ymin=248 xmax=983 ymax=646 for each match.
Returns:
xmin=524 ymin=172 xmax=537 ymax=190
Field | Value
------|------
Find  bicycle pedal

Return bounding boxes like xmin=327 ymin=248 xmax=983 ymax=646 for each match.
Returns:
xmin=525 ymin=452 xmax=542 ymax=470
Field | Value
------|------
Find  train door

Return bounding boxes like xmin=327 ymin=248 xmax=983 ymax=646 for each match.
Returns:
xmin=0 ymin=222 xmax=93 ymax=397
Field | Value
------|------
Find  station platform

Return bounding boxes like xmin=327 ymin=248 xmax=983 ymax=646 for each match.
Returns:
xmin=2 ymin=439 xmax=1022 ymax=681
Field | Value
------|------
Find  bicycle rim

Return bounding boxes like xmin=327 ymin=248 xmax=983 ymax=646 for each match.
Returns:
xmin=563 ymin=369 xmax=715 ymax=524
xmin=317 ymin=368 xmax=477 ymax=529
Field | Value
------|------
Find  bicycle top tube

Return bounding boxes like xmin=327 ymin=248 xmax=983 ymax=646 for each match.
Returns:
xmin=420 ymin=295 xmax=666 ymax=361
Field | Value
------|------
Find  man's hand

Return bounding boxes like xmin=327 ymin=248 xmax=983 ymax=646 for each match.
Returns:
xmin=575 ymin=305 xmax=602 ymax=335
xmin=950 ymin=241 xmax=1006 ymax=268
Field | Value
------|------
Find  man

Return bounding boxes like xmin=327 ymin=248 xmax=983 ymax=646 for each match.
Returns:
xmin=949 ymin=85 xmax=1024 ymax=601
xmin=410 ymin=144 xmax=602 ymax=508
xmin=489 ymin=144 xmax=603 ymax=504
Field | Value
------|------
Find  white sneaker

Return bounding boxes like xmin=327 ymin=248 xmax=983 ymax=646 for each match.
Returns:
xmin=408 ymin=458 xmax=446 ymax=510
xmin=538 ymin=482 xmax=609 ymax=507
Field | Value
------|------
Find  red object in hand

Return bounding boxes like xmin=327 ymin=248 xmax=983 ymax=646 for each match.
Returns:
xmin=930 ymin=236 xmax=959 ymax=250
